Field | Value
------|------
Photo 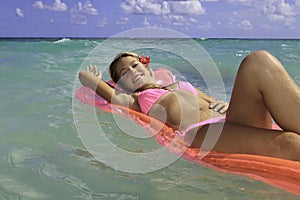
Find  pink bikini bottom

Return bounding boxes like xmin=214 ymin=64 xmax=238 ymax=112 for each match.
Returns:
xmin=177 ymin=116 xmax=226 ymax=136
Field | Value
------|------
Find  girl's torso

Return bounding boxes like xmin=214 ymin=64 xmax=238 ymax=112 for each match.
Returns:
xmin=135 ymin=82 xmax=224 ymax=131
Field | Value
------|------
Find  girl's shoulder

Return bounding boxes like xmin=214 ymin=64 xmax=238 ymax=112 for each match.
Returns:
xmin=162 ymin=82 xmax=180 ymax=90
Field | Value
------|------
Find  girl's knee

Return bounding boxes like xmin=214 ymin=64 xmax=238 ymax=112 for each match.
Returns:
xmin=245 ymin=50 xmax=276 ymax=62
xmin=273 ymin=132 xmax=300 ymax=161
xmin=247 ymin=50 xmax=272 ymax=59
xmin=239 ymin=50 xmax=284 ymax=75
xmin=242 ymin=50 xmax=274 ymax=67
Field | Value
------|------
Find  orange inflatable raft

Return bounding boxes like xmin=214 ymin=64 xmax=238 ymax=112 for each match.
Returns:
xmin=75 ymin=85 xmax=300 ymax=196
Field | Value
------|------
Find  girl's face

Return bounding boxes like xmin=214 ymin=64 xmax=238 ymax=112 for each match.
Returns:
xmin=116 ymin=56 xmax=156 ymax=91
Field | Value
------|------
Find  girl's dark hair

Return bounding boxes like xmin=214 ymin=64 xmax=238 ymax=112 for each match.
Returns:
xmin=109 ymin=52 xmax=139 ymax=83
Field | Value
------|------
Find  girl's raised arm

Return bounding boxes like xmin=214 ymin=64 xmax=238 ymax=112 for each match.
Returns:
xmin=78 ymin=66 xmax=140 ymax=111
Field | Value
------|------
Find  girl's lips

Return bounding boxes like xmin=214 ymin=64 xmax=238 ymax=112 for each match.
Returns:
xmin=133 ymin=74 xmax=143 ymax=83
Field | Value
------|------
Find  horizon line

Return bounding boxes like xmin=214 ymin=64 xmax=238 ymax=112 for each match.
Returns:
xmin=0 ymin=36 xmax=300 ymax=40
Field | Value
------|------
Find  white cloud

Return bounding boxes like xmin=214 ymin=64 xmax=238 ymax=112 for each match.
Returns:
xmin=119 ymin=0 xmax=206 ymax=31
xmin=196 ymin=22 xmax=212 ymax=30
xmin=33 ymin=1 xmax=44 ymax=9
xmin=226 ymin=10 xmax=253 ymax=31
xmin=261 ymin=0 xmax=295 ymax=27
xmin=120 ymin=0 xmax=205 ymax=15
xmin=115 ymin=17 xmax=134 ymax=29
xmin=262 ymin=0 xmax=294 ymax=16
xmin=76 ymin=1 xmax=98 ymax=15
xmin=162 ymin=14 xmax=199 ymax=27
xmin=70 ymin=1 xmax=98 ymax=25
xmin=169 ymin=1 xmax=205 ymax=15
xmin=239 ymin=19 xmax=253 ymax=30
xmin=190 ymin=17 xmax=198 ymax=23
xmin=227 ymin=0 xmax=300 ymax=27
xmin=227 ymin=0 xmax=252 ymax=6
xmin=170 ymin=15 xmax=186 ymax=26
xmin=116 ymin=17 xmax=132 ymax=26
xmin=15 ymin=8 xmax=24 ymax=18
xmin=33 ymin=0 xmax=67 ymax=12
xmin=70 ymin=13 xmax=87 ymax=25
xmin=142 ymin=17 xmax=151 ymax=27
xmin=53 ymin=0 xmax=68 ymax=11
xmin=97 ymin=18 xmax=108 ymax=27
xmin=120 ymin=0 xmax=170 ymax=15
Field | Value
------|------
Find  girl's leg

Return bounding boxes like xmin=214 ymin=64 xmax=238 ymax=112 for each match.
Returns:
xmin=193 ymin=122 xmax=300 ymax=161
xmin=191 ymin=51 xmax=300 ymax=161
xmin=226 ymin=50 xmax=300 ymax=133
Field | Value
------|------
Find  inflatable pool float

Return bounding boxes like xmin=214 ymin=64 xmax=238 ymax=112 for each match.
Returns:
xmin=74 ymin=68 xmax=300 ymax=196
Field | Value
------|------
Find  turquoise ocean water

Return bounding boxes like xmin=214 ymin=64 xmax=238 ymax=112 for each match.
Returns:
xmin=0 ymin=38 xmax=300 ymax=200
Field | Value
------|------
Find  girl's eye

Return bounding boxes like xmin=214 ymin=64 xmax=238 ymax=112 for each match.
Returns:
xmin=120 ymin=69 xmax=129 ymax=77
xmin=122 ymin=71 xmax=129 ymax=77
xmin=132 ymin=63 xmax=138 ymax=68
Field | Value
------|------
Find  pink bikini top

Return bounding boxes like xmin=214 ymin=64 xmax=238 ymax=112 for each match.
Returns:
xmin=138 ymin=81 xmax=198 ymax=114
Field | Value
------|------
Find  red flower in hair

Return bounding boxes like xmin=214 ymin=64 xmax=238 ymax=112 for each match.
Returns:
xmin=139 ymin=54 xmax=150 ymax=64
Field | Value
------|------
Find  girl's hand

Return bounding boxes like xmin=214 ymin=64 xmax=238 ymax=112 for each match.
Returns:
xmin=209 ymin=100 xmax=229 ymax=114
xmin=86 ymin=65 xmax=102 ymax=80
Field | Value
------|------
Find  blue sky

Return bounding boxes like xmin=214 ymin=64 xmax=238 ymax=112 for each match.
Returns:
xmin=1 ymin=0 xmax=300 ymax=38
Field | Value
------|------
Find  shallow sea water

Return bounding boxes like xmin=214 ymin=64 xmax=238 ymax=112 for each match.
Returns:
xmin=0 ymin=38 xmax=299 ymax=199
